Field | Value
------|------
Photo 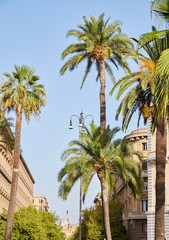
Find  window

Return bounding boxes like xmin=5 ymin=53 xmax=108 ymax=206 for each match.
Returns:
xmin=39 ymin=207 xmax=43 ymax=212
xmin=142 ymin=200 xmax=148 ymax=211
xmin=144 ymin=182 xmax=148 ymax=190
xmin=142 ymin=161 xmax=147 ymax=170
xmin=142 ymin=222 xmax=147 ymax=233
xmin=142 ymin=143 xmax=147 ymax=151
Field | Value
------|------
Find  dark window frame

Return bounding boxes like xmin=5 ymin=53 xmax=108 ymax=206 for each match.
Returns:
xmin=142 ymin=142 xmax=147 ymax=151
xmin=142 ymin=222 xmax=147 ymax=233
xmin=142 ymin=200 xmax=148 ymax=211
xmin=144 ymin=182 xmax=148 ymax=190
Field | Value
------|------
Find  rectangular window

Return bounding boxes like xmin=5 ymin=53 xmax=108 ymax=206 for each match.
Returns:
xmin=142 ymin=143 xmax=147 ymax=151
xmin=39 ymin=207 xmax=43 ymax=212
xmin=142 ymin=161 xmax=147 ymax=170
xmin=142 ymin=222 xmax=147 ymax=232
xmin=142 ymin=200 xmax=148 ymax=211
xmin=144 ymin=182 xmax=148 ymax=190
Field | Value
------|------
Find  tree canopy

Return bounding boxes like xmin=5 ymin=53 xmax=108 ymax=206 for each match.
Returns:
xmin=0 ymin=206 xmax=65 ymax=240
xmin=69 ymin=198 xmax=129 ymax=240
xmin=61 ymin=13 xmax=133 ymax=87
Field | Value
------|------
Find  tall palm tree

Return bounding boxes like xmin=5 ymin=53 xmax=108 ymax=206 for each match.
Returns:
xmin=136 ymin=33 xmax=169 ymax=240
xmin=2 ymin=65 xmax=46 ymax=240
xmin=110 ymin=33 xmax=169 ymax=240
xmin=58 ymin=124 xmax=143 ymax=240
xmin=61 ymin=13 xmax=133 ymax=131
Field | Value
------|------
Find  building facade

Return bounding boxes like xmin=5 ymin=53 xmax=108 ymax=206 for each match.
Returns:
xmin=147 ymin=118 xmax=169 ymax=239
xmin=115 ymin=129 xmax=148 ymax=240
xmin=61 ymin=223 xmax=79 ymax=239
xmin=59 ymin=219 xmax=78 ymax=239
xmin=33 ymin=195 xmax=49 ymax=212
xmin=0 ymin=148 xmax=35 ymax=213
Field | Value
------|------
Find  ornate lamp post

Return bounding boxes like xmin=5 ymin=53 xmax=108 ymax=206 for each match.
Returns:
xmin=69 ymin=111 xmax=94 ymax=240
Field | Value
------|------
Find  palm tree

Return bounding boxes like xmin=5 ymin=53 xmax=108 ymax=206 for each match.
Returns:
xmin=138 ymin=1 xmax=169 ymax=76
xmin=2 ymin=65 xmax=46 ymax=240
xmin=151 ymin=0 xmax=169 ymax=26
xmin=0 ymin=114 xmax=14 ymax=151
xmin=61 ymin=13 xmax=133 ymax=131
xmin=110 ymin=34 xmax=169 ymax=240
xmin=58 ymin=124 xmax=143 ymax=240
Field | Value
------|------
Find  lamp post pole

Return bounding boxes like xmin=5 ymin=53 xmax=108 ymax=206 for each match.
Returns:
xmin=69 ymin=111 xmax=94 ymax=240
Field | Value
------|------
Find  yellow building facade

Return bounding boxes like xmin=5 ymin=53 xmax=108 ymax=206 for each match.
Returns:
xmin=33 ymin=195 xmax=49 ymax=212
xmin=0 ymin=124 xmax=35 ymax=213
xmin=115 ymin=129 xmax=148 ymax=240
xmin=0 ymin=148 xmax=35 ymax=213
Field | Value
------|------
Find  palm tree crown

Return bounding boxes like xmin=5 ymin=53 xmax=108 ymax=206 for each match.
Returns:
xmin=58 ymin=123 xmax=143 ymax=201
xmin=110 ymin=33 xmax=169 ymax=130
xmin=1 ymin=65 xmax=46 ymax=121
xmin=61 ymin=13 xmax=133 ymax=87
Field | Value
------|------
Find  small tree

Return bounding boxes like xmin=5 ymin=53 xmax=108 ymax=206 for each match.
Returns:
xmin=86 ymin=217 xmax=102 ymax=240
xmin=0 ymin=206 xmax=65 ymax=240
xmin=69 ymin=198 xmax=129 ymax=240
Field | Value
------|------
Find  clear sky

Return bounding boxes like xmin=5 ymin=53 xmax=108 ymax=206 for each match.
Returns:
xmin=0 ymin=0 xmax=152 ymax=224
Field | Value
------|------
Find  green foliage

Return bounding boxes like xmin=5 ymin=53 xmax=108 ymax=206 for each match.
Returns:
xmin=111 ymin=31 xmax=169 ymax=132
xmin=151 ymin=0 xmax=169 ymax=27
xmin=109 ymin=198 xmax=129 ymax=240
xmin=61 ymin=13 xmax=134 ymax=88
xmin=0 ymin=211 xmax=7 ymax=239
xmin=1 ymin=65 xmax=46 ymax=122
xmin=0 ymin=114 xmax=14 ymax=151
xmin=58 ymin=124 xmax=143 ymax=201
xmin=0 ymin=206 xmax=65 ymax=240
xmin=70 ymin=198 xmax=129 ymax=240
xmin=58 ymin=124 xmax=143 ymax=240
xmin=86 ymin=217 xmax=102 ymax=240
xmin=81 ymin=206 xmax=103 ymax=240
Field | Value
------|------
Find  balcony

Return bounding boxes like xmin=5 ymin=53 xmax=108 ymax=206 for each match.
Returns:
xmin=123 ymin=211 xmax=147 ymax=220
xmin=142 ymin=170 xmax=148 ymax=178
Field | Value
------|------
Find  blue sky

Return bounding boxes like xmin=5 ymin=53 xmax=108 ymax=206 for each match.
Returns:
xmin=0 ymin=0 xmax=152 ymax=223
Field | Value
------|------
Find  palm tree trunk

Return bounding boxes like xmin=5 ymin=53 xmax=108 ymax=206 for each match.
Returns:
xmin=99 ymin=59 xmax=106 ymax=131
xmin=98 ymin=51 xmax=110 ymax=240
xmin=155 ymin=117 xmax=167 ymax=240
xmin=100 ymin=177 xmax=112 ymax=240
xmin=4 ymin=104 xmax=22 ymax=240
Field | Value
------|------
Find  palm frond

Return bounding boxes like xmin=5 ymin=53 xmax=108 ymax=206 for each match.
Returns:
xmin=58 ymin=123 xmax=143 ymax=202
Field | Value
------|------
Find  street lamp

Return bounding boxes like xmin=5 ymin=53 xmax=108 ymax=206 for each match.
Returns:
xmin=69 ymin=111 xmax=94 ymax=240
